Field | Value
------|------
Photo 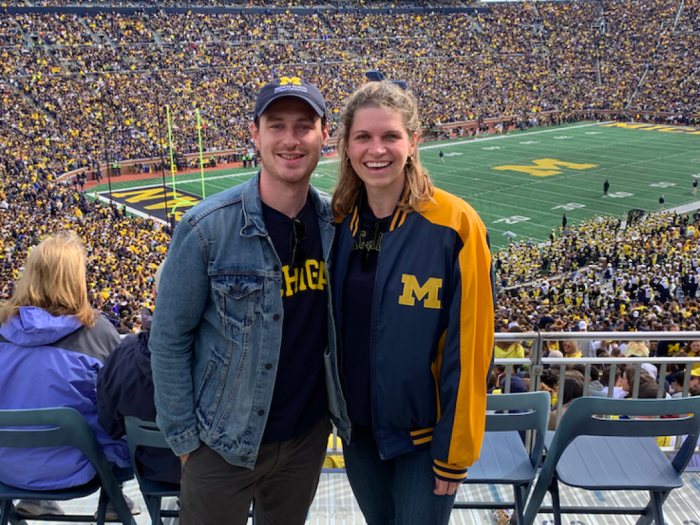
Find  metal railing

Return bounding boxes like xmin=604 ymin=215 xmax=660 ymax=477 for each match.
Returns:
xmin=328 ymin=331 xmax=700 ymax=455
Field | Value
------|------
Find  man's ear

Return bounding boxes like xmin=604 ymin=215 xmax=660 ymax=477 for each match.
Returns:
xmin=322 ymin=121 xmax=329 ymax=146
xmin=250 ymin=121 xmax=260 ymax=150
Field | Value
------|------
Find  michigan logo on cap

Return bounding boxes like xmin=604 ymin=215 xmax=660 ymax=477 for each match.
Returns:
xmin=279 ymin=77 xmax=302 ymax=86
xmin=275 ymin=76 xmax=308 ymax=94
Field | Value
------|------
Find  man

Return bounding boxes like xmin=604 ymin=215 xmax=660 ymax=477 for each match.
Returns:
xmin=439 ymin=149 xmax=445 ymax=162
xmin=150 ymin=78 xmax=350 ymax=525
xmin=655 ymin=324 xmax=685 ymax=357
xmin=659 ymin=195 xmax=665 ymax=211
xmin=693 ymin=177 xmax=697 ymax=196
xmin=603 ymin=179 xmax=609 ymax=196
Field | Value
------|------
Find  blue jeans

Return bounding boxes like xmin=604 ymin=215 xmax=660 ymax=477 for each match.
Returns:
xmin=343 ymin=425 xmax=457 ymax=525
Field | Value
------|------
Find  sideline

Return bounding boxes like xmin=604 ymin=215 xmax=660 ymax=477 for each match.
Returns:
xmin=419 ymin=121 xmax=608 ymax=150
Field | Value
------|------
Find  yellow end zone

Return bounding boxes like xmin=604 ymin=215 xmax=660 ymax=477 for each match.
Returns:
xmin=600 ymin=122 xmax=700 ymax=135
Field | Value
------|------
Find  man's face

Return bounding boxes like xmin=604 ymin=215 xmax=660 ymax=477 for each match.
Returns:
xmin=250 ymin=97 xmax=328 ymax=188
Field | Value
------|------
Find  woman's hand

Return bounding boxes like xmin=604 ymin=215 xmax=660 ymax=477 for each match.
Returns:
xmin=434 ymin=477 xmax=461 ymax=496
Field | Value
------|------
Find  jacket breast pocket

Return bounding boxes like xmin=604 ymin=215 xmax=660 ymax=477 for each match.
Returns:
xmin=212 ymin=275 xmax=264 ymax=340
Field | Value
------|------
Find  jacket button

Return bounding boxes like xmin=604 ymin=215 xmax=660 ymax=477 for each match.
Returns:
xmin=233 ymin=284 xmax=242 ymax=292
xmin=257 ymin=409 xmax=265 ymax=416
xmin=241 ymin=456 xmax=248 ymax=462
xmin=265 ymin=363 xmax=272 ymax=370
xmin=273 ymin=314 xmax=280 ymax=321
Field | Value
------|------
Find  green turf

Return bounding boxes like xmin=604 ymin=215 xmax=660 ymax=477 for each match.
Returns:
xmin=97 ymin=122 xmax=700 ymax=250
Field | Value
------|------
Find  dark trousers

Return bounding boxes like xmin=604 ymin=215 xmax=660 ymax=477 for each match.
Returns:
xmin=180 ymin=416 xmax=331 ymax=525
xmin=343 ymin=425 xmax=457 ymax=525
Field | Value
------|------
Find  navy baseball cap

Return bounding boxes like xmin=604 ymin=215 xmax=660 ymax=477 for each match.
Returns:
xmin=254 ymin=77 xmax=326 ymax=120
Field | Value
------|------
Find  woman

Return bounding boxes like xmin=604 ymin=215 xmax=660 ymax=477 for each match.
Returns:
xmin=619 ymin=364 xmax=655 ymax=398
xmin=494 ymin=325 xmax=526 ymax=359
xmin=547 ymin=370 xmax=585 ymax=430
xmin=331 ymin=82 xmax=494 ymax=524
xmin=0 ymin=232 xmax=129 ymax=496
xmin=562 ymin=340 xmax=582 ymax=358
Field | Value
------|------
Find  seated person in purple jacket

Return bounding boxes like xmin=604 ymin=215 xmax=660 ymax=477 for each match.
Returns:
xmin=97 ymin=263 xmax=180 ymax=485
xmin=0 ymin=233 xmax=131 ymax=504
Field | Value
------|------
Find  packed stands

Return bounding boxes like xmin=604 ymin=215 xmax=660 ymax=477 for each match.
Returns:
xmin=0 ymin=175 xmax=170 ymax=334
xmin=1 ymin=1 xmax=700 ymax=329
xmin=0 ymin=1 xmax=699 ymax=177
xmin=494 ymin=210 xmax=700 ymax=334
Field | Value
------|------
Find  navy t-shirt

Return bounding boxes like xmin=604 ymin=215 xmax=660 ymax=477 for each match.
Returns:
xmin=339 ymin=194 xmax=390 ymax=427
xmin=261 ymin=197 xmax=328 ymax=443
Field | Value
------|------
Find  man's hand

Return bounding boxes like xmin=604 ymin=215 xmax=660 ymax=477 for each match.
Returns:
xmin=179 ymin=453 xmax=190 ymax=466
xmin=434 ymin=477 xmax=461 ymax=496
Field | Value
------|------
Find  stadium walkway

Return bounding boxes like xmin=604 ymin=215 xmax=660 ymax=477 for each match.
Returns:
xmin=25 ymin=471 xmax=700 ymax=525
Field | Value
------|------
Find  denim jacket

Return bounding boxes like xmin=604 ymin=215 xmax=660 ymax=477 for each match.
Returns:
xmin=150 ymin=174 xmax=350 ymax=469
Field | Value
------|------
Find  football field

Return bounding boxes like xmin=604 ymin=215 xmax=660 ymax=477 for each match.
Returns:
xmin=101 ymin=121 xmax=700 ymax=251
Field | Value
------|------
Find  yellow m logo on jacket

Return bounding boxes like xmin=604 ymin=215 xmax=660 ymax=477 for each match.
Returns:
xmin=398 ymin=275 xmax=442 ymax=309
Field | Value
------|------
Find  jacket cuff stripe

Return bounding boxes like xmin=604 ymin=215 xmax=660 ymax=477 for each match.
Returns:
xmin=409 ymin=427 xmax=434 ymax=437
xmin=433 ymin=463 xmax=468 ymax=475
xmin=434 ymin=459 xmax=469 ymax=470
xmin=413 ymin=436 xmax=432 ymax=445
xmin=433 ymin=466 xmax=468 ymax=481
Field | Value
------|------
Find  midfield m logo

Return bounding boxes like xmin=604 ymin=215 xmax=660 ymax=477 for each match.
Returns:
xmin=492 ymin=158 xmax=598 ymax=177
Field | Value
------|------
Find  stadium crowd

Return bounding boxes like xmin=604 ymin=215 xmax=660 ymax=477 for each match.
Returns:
xmin=0 ymin=0 xmax=698 ymax=178
xmin=494 ymin=210 xmax=700 ymax=335
xmin=0 ymin=174 xmax=170 ymax=334
xmin=2 ymin=4 xmax=700 ymax=524
xmin=3 ymin=168 xmax=700 ymax=342
xmin=0 ymin=0 xmax=698 ymax=333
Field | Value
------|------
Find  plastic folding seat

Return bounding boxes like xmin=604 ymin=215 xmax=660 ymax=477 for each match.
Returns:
xmin=0 ymin=407 xmax=135 ymax=525
xmin=523 ymin=396 xmax=700 ymax=525
xmin=455 ymin=391 xmax=551 ymax=525
xmin=124 ymin=416 xmax=179 ymax=525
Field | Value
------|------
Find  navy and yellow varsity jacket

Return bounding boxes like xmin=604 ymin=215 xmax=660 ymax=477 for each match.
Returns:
xmin=332 ymin=187 xmax=494 ymax=482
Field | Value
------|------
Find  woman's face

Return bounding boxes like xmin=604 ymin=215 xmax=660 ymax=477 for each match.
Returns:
xmin=346 ymin=106 xmax=416 ymax=196
xmin=690 ymin=341 xmax=700 ymax=354
xmin=562 ymin=341 xmax=574 ymax=354
xmin=621 ymin=373 xmax=631 ymax=392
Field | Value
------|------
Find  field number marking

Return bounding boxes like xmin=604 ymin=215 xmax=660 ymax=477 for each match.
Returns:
xmin=443 ymin=152 xmax=463 ymax=157
xmin=650 ymin=182 xmax=676 ymax=188
xmin=608 ymin=192 xmax=634 ymax=198
xmin=494 ymin=215 xmax=531 ymax=225
xmin=552 ymin=203 xmax=586 ymax=211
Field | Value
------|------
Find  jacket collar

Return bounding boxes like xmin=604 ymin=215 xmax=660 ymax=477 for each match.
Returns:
xmin=241 ymin=172 xmax=333 ymax=237
xmin=348 ymin=184 xmax=410 ymax=237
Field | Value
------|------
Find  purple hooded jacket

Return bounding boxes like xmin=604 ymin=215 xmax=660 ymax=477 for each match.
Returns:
xmin=0 ymin=306 xmax=129 ymax=490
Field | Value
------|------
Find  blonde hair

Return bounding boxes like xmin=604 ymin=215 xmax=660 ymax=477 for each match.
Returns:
xmin=0 ymin=232 xmax=97 ymax=327
xmin=332 ymin=81 xmax=434 ymax=220
xmin=563 ymin=340 xmax=579 ymax=355
xmin=625 ymin=340 xmax=650 ymax=358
